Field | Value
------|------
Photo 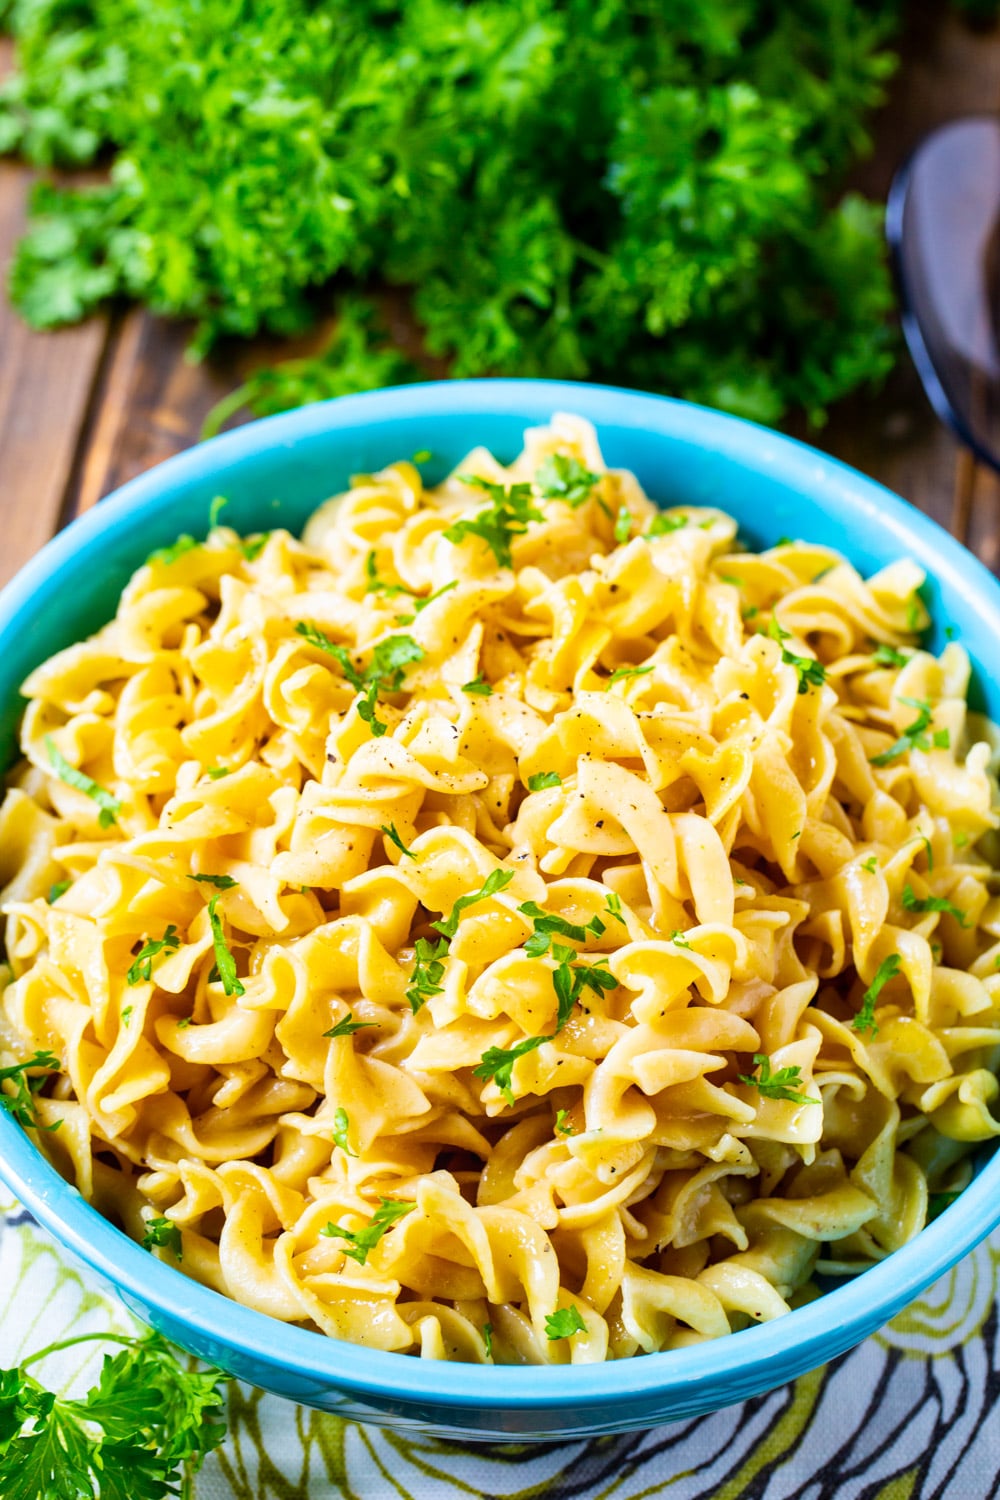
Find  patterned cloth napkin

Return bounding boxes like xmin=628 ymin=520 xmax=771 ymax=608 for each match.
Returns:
xmin=3 ymin=1185 xmax=997 ymax=1500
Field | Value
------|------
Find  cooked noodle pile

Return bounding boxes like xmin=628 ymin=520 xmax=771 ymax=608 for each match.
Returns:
xmin=2 ymin=415 xmax=1000 ymax=1364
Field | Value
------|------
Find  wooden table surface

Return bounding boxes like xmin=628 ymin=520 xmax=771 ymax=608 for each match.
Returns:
xmin=2 ymin=8 xmax=1000 ymax=590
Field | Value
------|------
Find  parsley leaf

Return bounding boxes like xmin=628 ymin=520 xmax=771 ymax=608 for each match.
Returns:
xmin=604 ymin=892 xmax=625 ymax=925
xmin=332 ymin=1106 xmax=356 ymax=1157
xmin=445 ymin=476 xmax=544 ymax=567
xmin=613 ymin=506 xmax=633 ymax=543
xmin=324 ymin=1012 xmax=375 ymax=1039
xmin=295 ymin=624 xmax=423 ymax=737
xmin=861 ymin=856 xmax=878 ymax=873
xmin=472 ymin=1035 xmax=548 ymax=1106
xmin=535 ymin=453 xmax=599 ymax=507
xmin=381 ymin=823 xmax=415 ymax=859
xmin=0 ymin=1329 xmax=226 ymax=1500
xmin=738 ymin=1053 xmax=819 ymax=1104
xmin=527 ymin=771 xmax=562 ymax=791
xmin=0 ymin=1051 xmax=60 ymax=1131
xmin=406 ymin=937 xmax=449 ymax=1015
xmin=462 ymin=675 xmax=493 ymax=697
xmin=555 ymin=1108 xmax=575 ymax=1135
xmin=870 ymin=697 xmax=939 ymax=766
xmin=320 ymin=1198 xmax=414 ymax=1264
xmin=142 ymin=1217 xmax=183 ymax=1259
xmin=47 ymin=880 xmax=71 ymax=904
xmin=646 ymin=513 xmax=688 ymax=538
xmin=767 ymin=617 xmax=826 ymax=693
xmin=127 ymin=926 xmax=180 ymax=985
xmin=872 ymin=644 xmax=908 ymax=668
xmin=207 ymin=895 xmax=244 ymax=997
xmin=853 ymin=953 xmax=901 ymax=1037
xmin=432 ymin=869 xmax=515 ymax=939
xmin=482 ymin=1323 xmax=494 ymax=1358
xmin=606 ymin=663 xmax=654 ymax=688
xmin=187 ymin=873 xmax=238 ymax=889
xmin=45 ymin=735 xmax=120 ymax=828
xmin=241 ymin=534 xmax=270 ymax=561
xmin=518 ymin=900 xmax=606 ymax=956
xmin=901 ymin=884 xmax=968 ymax=927
xmin=146 ymin=535 xmax=199 ymax=567
xmin=545 ymin=1307 xmax=587 ymax=1340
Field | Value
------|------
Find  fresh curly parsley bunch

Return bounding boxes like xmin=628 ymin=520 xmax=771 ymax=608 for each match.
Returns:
xmin=0 ymin=0 xmax=964 ymax=423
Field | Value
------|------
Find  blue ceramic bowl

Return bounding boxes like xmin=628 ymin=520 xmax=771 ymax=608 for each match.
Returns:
xmin=1 ymin=380 xmax=999 ymax=1440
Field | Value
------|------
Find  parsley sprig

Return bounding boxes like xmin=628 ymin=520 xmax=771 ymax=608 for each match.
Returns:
xmin=535 ymin=454 xmax=599 ymax=507
xmin=0 ymin=1330 xmax=227 ymax=1500
xmin=738 ymin=1054 xmax=819 ymax=1104
xmin=406 ymin=937 xmax=449 ymax=1015
xmin=295 ymin=623 xmax=424 ymax=737
xmin=462 ymin=675 xmax=492 ymax=697
xmin=872 ymin=644 xmax=909 ymax=668
xmin=473 ymin=1035 xmax=548 ymax=1106
xmin=853 ymin=954 xmax=901 ymax=1037
xmin=527 ymin=771 xmax=562 ymax=791
xmin=320 ymin=1198 xmax=415 ymax=1264
xmin=207 ymin=895 xmax=244 ymax=997
xmin=45 ymin=736 xmax=121 ymax=828
xmin=142 ymin=1216 xmax=183 ymax=1259
xmin=518 ymin=900 xmax=606 ymax=957
xmin=127 ymin=926 xmax=180 ymax=985
xmin=325 ymin=1012 xmax=375 ymax=1038
xmin=767 ymin=618 xmax=826 ymax=694
xmin=444 ymin=476 xmax=544 ymax=568
xmin=545 ymin=1306 xmax=587 ymax=1340
xmin=870 ymin=697 xmax=948 ymax=766
xmin=0 ymin=1051 xmax=61 ymax=1131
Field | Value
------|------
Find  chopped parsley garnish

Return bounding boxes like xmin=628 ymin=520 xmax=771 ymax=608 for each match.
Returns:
xmin=555 ymin=1109 xmax=575 ymax=1135
xmin=208 ymin=494 xmax=228 ymax=528
xmin=47 ymin=880 xmax=70 ymax=904
xmin=295 ymin=623 xmax=424 ymax=737
xmin=141 ymin=1217 xmax=183 ymax=1259
xmin=955 ymin=831 xmax=969 ymax=850
xmin=551 ymin=945 xmax=616 ymax=1029
xmin=613 ymin=506 xmax=633 ymax=543
xmin=719 ymin=573 xmax=743 ymax=587
xmin=432 ymin=868 xmax=515 ymax=939
xmin=915 ymin=833 xmax=934 ymax=870
xmin=527 ymin=771 xmax=562 ymax=791
xmin=670 ymin=930 xmax=691 ymax=949
xmin=545 ymin=1307 xmax=587 ymax=1340
xmin=535 ymin=453 xmax=599 ymax=508
xmin=853 ymin=954 xmax=901 ymax=1037
xmin=320 ymin=1198 xmax=415 ymax=1264
xmin=207 ymin=765 xmax=231 ymax=779
xmin=187 ymin=872 xmax=239 ymax=889
xmin=0 ymin=1051 xmax=60 ymax=1131
xmin=518 ymin=900 xmax=606 ymax=957
xmin=146 ymin=534 xmax=199 ymax=567
xmin=870 ymin=697 xmax=940 ymax=766
xmin=325 ymin=1012 xmax=375 ymax=1039
xmin=207 ymin=895 xmax=244 ymax=997
xmin=901 ymin=885 xmax=968 ymax=927
xmin=121 ymin=1006 xmax=133 ymax=1024
xmin=646 ymin=512 xmax=687 ymax=538
xmin=241 ymin=533 xmax=270 ymax=561
xmin=176 ymin=1017 xmax=191 ymax=1030
xmin=872 ymin=645 xmax=908 ymax=669
xmin=606 ymin=663 xmax=654 ymax=688
xmin=127 ymin=926 xmax=180 ymax=985
xmin=945 ymin=625 xmax=958 ymax=641
xmin=737 ymin=1054 xmax=819 ymax=1105
xmin=861 ymin=856 xmax=878 ymax=874
xmin=473 ymin=1035 xmax=548 ymax=1106
xmin=767 ymin=617 xmax=826 ymax=693
xmin=406 ymin=936 xmax=449 ymax=1014
xmin=444 ymin=476 xmax=544 ymax=567
xmin=332 ymin=1106 xmax=356 ymax=1156
xmin=462 ymin=675 xmax=493 ymax=696
xmin=482 ymin=1323 xmax=494 ymax=1357
xmin=928 ymin=1191 xmax=961 ymax=1221
xmin=381 ymin=823 xmax=415 ymax=859
xmin=45 ymin=736 xmax=121 ymax=828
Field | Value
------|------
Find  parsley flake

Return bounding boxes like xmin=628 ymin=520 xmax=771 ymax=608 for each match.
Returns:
xmin=872 ymin=645 xmax=908 ymax=668
xmin=606 ymin=663 xmax=654 ymax=688
xmin=332 ymin=1106 xmax=356 ymax=1157
xmin=555 ymin=1108 xmax=575 ymax=1136
xmin=45 ymin=736 xmax=121 ymax=828
xmin=604 ymin=892 xmax=625 ymax=925
xmin=462 ymin=675 xmax=493 ymax=696
xmin=406 ymin=936 xmax=449 ymax=1014
xmin=853 ymin=954 xmax=901 ymax=1037
xmin=545 ymin=1307 xmax=587 ymax=1340
xmin=47 ymin=880 xmax=70 ymax=904
xmin=207 ymin=895 xmax=244 ymax=997
xmin=381 ymin=822 xmax=415 ymax=859
xmin=127 ymin=926 xmax=180 ymax=985
xmin=325 ymin=1012 xmax=375 ymax=1039
xmin=320 ymin=1198 xmax=414 ymax=1264
xmin=737 ymin=1054 xmax=819 ymax=1105
xmin=861 ymin=856 xmax=878 ymax=873
xmin=432 ymin=869 xmax=515 ymax=939
xmin=241 ymin=534 xmax=270 ymax=561
xmin=146 ymin=534 xmax=199 ymax=567
xmin=187 ymin=873 xmax=238 ymax=889
xmin=613 ymin=506 xmax=633 ymax=543
xmin=870 ymin=697 xmax=940 ymax=766
xmin=445 ymin=476 xmax=544 ymax=567
xmin=473 ymin=1035 xmax=548 ymax=1106
xmin=482 ymin=1323 xmax=494 ymax=1357
xmin=767 ymin=617 xmax=826 ymax=693
xmin=647 ymin=512 xmax=687 ymax=538
xmin=142 ymin=1216 xmax=183 ymax=1259
xmin=527 ymin=771 xmax=562 ymax=791
xmin=901 ymin=885 xmax=968 ymax=927
xmin=535 ymin=453 xmax=599 ymax=507
xmin=0 ymin=1051 xmax=60 ymax=1131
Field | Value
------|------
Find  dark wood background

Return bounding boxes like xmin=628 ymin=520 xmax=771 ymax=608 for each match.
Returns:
xmin=2 ymin=8 xmax=999 ymax=589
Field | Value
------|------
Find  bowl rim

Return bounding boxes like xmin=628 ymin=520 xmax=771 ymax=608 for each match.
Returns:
xmin=2 ymin=375 xmax=1000 ymax=1410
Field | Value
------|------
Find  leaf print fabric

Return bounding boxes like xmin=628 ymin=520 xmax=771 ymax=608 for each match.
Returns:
xmin=3 ymin=1192 xmax=1000 ymax=1499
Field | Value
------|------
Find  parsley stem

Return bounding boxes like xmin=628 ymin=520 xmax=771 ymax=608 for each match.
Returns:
xmin=20 ymin=1331 xmax=146 ymax=1370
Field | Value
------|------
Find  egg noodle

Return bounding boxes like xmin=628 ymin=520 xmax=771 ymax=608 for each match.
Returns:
xmin=2 ymin=415 xmax=1000 ymax=1365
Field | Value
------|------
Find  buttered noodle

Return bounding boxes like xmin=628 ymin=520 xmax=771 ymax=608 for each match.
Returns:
xmin=3 ymin=414 xmax=1000 ymax=1364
